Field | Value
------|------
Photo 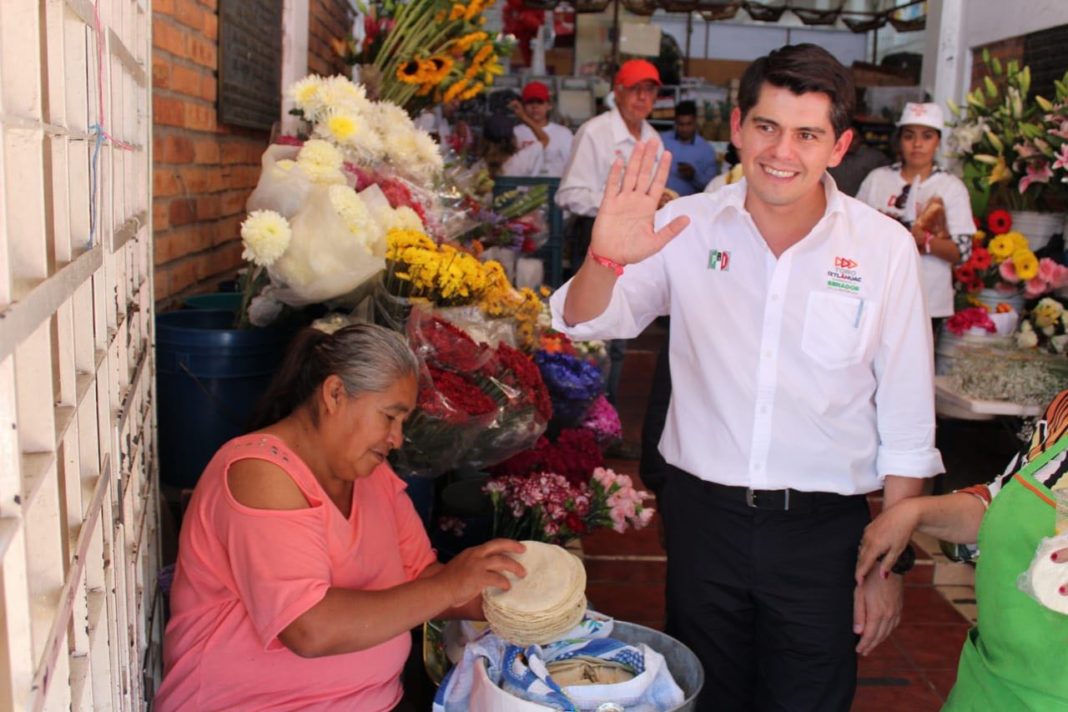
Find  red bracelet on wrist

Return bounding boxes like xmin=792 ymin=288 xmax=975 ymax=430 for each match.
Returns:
xmin=589 ymin=250 xmax=625 ymax=276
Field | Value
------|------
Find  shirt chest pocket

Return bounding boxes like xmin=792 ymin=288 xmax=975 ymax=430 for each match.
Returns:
xmin=801 ymin=292 xmax=878 ymax=369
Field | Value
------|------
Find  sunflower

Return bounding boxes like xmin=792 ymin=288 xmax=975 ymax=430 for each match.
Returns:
xmin=424 ymin=55 xmax=455 ymax=84
xmin=397 ymin=59 xmax=432 ymax=85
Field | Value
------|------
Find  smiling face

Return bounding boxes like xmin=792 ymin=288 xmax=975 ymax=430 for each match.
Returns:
xmin=320 ymin=373 xmax=418 ymax=480
xmin=899 ymin=125 xmax=940 ymax=173
xmin=730 ymin=83 xmax=852 ymax=214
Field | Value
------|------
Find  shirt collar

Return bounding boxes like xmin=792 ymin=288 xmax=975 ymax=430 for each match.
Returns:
xmin=711 ymin=172 xmax=847 ymax=222
xmin=890 ymin=161 xmax=944 ymax=176
xmin=609 ymin=108 xmax=656 ymax=146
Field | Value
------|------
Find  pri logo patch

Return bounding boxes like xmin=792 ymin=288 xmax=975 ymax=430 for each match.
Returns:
xmin=708 ymin=249 xmax=730 ymax=271
xmin=834 ymin=256 xmax=857 ymax=269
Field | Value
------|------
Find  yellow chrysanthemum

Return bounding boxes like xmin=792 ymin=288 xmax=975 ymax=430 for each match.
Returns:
xmin=452 ymin=31 xmax=487 ymax=53
xmin=1032 ymin=297 xmax=1064 ymax=328
xmin=449 ymin=3 xmax=466 ymax=21
xmin=464 ymin=0 xmax=485 ymax=21
xmin=459 ymin=81 xmax=485 ymax=101
xmin=1012 ymin=248 xmax=1039 ymax=280
xmin=988 ymin=233 xmax=1016 ymax=262
xmin=444 ymin=79 xmax=469 ymax=103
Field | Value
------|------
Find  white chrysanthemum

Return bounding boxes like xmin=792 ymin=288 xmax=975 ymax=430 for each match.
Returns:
xmin=388 ymin=206 xmax=425 ymax=232
xmin=328 ymin=185 xmax=380 ymax=254
xmin=288 ymin=75 xmax=326 ymax=122
xmin=411 ymin=129 xmax=444 ymax=174
xmin=372 ymin=102 xmax=416 ymax=139
xmin=314 ymin=108 xmax=384 ymax=163
xmin=319 ymin=75 xmax=373 ymax=114
xmin=241 ymin=210 xmax=292 ymax=267
xmin=296 ymin=140 xmax=345 ymax=184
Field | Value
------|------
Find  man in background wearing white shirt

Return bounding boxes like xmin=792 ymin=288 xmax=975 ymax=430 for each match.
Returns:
xmin=556 ymin=59 xmax=663 ymax=405
xmin=550 ymin=44 xmax=942 ymax=711
xmin=505 ymin=82 xmax=574 ymax=178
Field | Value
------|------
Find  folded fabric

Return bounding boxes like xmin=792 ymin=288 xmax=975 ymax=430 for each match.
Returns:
xmin=434 ymin=613 xmax=685 ymax=712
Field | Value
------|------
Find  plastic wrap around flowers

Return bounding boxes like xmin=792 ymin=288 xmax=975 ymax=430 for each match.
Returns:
xmin=534 ymin=351 xmax=604 ymax=427
xmin=392 ymin=310 xmax=550 ymax=477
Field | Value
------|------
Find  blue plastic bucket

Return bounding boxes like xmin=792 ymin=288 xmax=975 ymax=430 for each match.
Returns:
xmin=182 ymin=292 xmax=242 ymax=312
xmin=155 ymin=310 xmax=290 ymax=488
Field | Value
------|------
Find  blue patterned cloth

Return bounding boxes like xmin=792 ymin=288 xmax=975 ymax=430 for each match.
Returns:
xmin=434 ymin=613 xmax=685 ymax=711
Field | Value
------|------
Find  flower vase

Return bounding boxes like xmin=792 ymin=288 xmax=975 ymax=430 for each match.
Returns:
xmin=1008 ymin=210 xmax=1064 ymax=252
xmin=975 ymin=288 xmax=1025 ymax=315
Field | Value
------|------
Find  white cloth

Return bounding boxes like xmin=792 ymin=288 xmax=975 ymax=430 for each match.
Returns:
xmin=550 ymin=175 xmax=944 ymax=495
xmin=856 ymin=165 xmax=975 ymax=318
xmin=505 ymin=123 xmax=574 ymax=178
xmin=555 ymin=108 xmax=662 ymax=217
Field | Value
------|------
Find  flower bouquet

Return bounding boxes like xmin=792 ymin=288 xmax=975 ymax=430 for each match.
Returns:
xmin=952 ymin=210 xmax=1066 ymax=302
xmin=485 ymin=466 xmax=655 ymax=545
xmin=333 ymin=0 xmax=513 ymax=113
xmin=947 ymin=52 xmax=1065 ymax=215
xmin=1016 ymin=297 xmax=1068 ymax=355
xmin=534 ymin=350 xmax=605 ymax=428
xmin=491 ymin=428 xmax=604 ymax=486
xmin=394 ymin=309 xmax=551 ymax=477
xmin=581 ymin=395 xmax=623 ymax=449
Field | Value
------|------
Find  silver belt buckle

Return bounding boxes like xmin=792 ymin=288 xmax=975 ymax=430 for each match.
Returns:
xmin=746 ymin=488 xmax=790 ymax=510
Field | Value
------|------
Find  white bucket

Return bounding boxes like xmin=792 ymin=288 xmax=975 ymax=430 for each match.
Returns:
xmin=1008 ymin=210 xmax=1063 ymax=252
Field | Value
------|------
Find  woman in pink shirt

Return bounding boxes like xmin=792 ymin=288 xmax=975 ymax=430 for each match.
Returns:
xmin=155 ymin=323 xmax=525 ymax=711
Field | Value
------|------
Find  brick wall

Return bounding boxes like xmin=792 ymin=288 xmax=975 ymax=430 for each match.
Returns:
xmin=308 ymin=0 xmax=356 ymax=78
xmin=1024 ymin=24 xmax=1068 ymax=102
xmin=970 ymin=36 xmax=1025 ymax=91
xmin=152 ymin=0 xmax=355 ymax=307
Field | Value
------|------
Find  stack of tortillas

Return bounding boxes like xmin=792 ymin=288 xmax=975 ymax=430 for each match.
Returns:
xmin=483 ymin=540 xmax=588 ymax=646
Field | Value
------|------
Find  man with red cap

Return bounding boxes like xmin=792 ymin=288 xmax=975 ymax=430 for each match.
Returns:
xmin=556 ymin=58 xmax=664 ymax=405
xmin=503 ymin=81 xmax=574 ymax=178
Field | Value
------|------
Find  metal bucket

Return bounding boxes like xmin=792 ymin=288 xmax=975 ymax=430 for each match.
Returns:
xmin=612 ymin=621 xmax=704 ymax=711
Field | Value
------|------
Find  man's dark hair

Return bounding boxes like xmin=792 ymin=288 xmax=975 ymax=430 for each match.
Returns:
xmin=675 ymin=100 xmax=697 ymax=117
xmin=737 ymin=44 xmax=855 ymax=137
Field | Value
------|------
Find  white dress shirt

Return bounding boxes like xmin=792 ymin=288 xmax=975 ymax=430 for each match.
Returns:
xmin=507 ymin=123 xmax=574 ymax=178
xmin=550 ymin=175 xmax=944 ymax=495
xmin=555 ymin=108 xmax=662 ymax=217
xmin=856 ymin=165 xmax=975 ymax=318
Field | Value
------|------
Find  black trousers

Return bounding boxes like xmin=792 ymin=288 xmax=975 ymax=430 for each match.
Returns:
xmin=661 ymin=468 xmax=870 ymax=712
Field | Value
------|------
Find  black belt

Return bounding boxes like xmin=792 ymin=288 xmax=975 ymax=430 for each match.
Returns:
xmin=672 ymin=467 xmax=862 ymax=512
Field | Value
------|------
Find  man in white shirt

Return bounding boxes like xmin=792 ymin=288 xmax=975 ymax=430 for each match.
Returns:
xmin=556 ymin=59 xmax=663 ymax=405
xmin=504 ymin=81 xmax=574 ymax=178
xmin=550 ymin=44 xmax=942 ymax=711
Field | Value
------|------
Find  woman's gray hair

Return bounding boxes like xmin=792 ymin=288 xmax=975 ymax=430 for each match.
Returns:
xmin=325 ymin=323 xmax=420 ymax=397
xmin=248 ymin=322 xmax=420 ymax=430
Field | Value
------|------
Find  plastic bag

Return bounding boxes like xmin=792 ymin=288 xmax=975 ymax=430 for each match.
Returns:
xmin=268 ymin=184 xmax=388 ymax=306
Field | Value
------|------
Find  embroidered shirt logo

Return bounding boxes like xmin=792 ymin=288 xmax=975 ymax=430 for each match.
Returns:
xmin=827 ymin=256 xmax=861 ymax=293
xmin=708 ymin=249 xmax=730 ymax=271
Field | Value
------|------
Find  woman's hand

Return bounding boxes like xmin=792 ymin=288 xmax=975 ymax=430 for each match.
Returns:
xmin=437 ymin=539 xmax=527 ymax=609
xmin=856 ymin=499 xmax=921 ymax=584
xmin=589 ymin=140 xmax=690 ymax=266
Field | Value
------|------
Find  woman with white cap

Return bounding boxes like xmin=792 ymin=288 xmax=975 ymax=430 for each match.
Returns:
xmin=857 ymin=102 xmax=975 ymax=329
